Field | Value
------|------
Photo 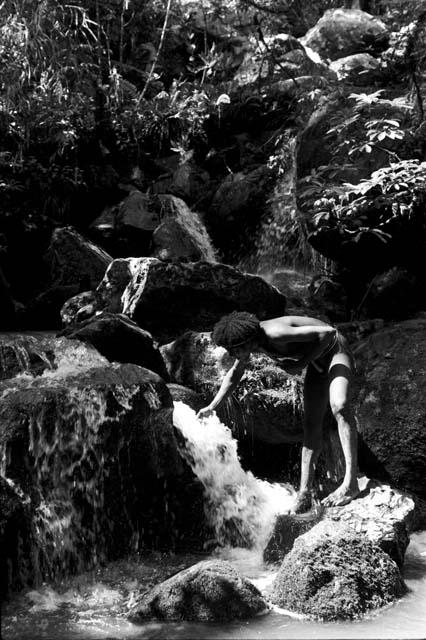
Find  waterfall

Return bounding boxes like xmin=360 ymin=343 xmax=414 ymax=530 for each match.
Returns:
xmin=173 ymin=401 xmax=296 ymax=551
xmin=0 ymin=334 xmax=139 ymax=584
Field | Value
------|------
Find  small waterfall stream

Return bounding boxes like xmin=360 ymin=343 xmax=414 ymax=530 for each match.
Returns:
xmin=173 ymin=401 xmax=296 ymax=551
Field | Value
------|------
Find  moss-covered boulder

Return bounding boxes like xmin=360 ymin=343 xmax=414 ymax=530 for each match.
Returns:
xmin=128 ymin=559 xmax=268 ymax=622
xmin=269 ymin=521 xmax=406 ymax=620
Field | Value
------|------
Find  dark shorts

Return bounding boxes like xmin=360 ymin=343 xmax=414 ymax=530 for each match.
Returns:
xmin=311 ymin=330 xmax=355 ymax=375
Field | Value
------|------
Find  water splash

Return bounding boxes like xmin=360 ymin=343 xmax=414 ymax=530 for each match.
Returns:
xmin=173 ymin=402 xmax=296 ymax=551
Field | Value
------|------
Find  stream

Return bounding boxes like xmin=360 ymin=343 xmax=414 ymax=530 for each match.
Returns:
xmin=2 ymin=402 xmax=426 ymax=640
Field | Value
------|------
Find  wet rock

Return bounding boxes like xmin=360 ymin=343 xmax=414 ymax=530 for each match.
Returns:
xmin=60 ymin=290 xmax=99 ymax=326
xmin=61 ymin=258 xmax=287 ymax=342
xmin=263 ymin=509 xmax=323 ymax=564
xmin=58 ymin=312 xmax=169 ymax=379
xmin=330 ymin=52 xmax=381 ymax=84
xmin=161 ymin=331 xmax=233 ymax=397
xmin=0 ymin=349 xmax=206 ymax=591
xmin=128 ymin=559 xmax=268 ymax=622
xmin=354 ymin=318 xmax=426 ymax=504
xmin=167 ymin=383 xmax=206 ymax=412
xmin=301 ymin=9 xmax=389 ymax=61
xmin=45 ymin=226 xmax=112 ymax=289
xmin=269 ymin=520 xmax=406 ymax=620
xmin=0 ymin=333 xmax=59 ymax=381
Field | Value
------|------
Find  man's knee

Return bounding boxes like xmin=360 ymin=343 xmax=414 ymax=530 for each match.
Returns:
xmin=330 ymin=398 xmax=350 ymax=420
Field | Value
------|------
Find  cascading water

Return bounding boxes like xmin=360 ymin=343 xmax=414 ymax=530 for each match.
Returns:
xmin=0 ymin=335 xmax=143 ymax=585
xmin=173 ymin=401 xmax=296 ymax=551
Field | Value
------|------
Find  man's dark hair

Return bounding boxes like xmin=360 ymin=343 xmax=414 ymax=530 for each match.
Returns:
xmin=212 ymin=311 xmax=261 ymax=349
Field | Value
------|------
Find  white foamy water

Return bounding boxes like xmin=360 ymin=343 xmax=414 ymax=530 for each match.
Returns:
xmin=173 ymin=401 xmax=296 ymax=550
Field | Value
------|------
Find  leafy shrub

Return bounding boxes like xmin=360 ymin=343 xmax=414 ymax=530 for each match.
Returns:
xmin=309 ymin=159 xmax=426 ymax=245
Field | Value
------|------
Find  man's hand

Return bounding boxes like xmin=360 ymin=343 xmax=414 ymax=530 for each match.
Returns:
xmin=196 ymin=406 xmax=215 ymax=420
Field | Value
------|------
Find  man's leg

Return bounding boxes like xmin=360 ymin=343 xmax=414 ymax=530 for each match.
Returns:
xmin=293 ymin=364 xmax=329 ymax=513
xmin=322 ymin=353 xmax=359 ymax=507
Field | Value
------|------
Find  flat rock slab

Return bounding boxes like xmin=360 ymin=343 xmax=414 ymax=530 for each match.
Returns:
xmin=128 ymin=559 xmax=269 ymax=622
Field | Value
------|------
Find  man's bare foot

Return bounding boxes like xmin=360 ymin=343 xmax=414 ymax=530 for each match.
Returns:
xmin=321 ymin=482 xmax=359 ymax=508
xmin=291 ymin=490 xmax=312 ymax=514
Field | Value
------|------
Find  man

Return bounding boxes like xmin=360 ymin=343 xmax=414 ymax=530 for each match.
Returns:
xmin=197 ymin=312 xmax=359 ymax=512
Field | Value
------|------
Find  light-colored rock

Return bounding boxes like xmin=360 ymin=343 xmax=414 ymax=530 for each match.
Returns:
xmin=128 ymin=559 xmax=269 ymax=622
xmin=264 ymin=480 xmax=414 ymax=567
xmin=301 ymin=9 xmax=389 ymax=61
xmin=330 ymin=52 xmax=381 ymax=84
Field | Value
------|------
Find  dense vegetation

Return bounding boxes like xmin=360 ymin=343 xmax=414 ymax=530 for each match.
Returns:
xmin=0 ymin=0 xmax=425 ymax=322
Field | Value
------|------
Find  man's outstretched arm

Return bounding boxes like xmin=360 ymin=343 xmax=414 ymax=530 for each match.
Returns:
xmin=197 ymin=358 xmax=247 ymax=418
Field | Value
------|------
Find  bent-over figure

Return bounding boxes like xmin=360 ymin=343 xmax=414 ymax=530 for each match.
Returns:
xmin=197 ymin=312 xmax=359 ymax=512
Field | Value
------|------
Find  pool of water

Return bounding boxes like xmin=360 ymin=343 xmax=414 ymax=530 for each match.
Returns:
xmin=3 ymin=531 xmax=426 ymax=640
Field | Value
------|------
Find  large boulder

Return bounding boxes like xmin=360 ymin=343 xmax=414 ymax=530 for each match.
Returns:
xmin=269 ymin=520 xmax=406 ymax=620
xmin=265 ymin=480 xmax=414 ymax=567
xmin=45 ymin=226 xmax=112 ymax=289
xmin=128 ymin=559 xmax=268 ymax=622
xmin=354 ymin=318 xmax=426 ymax=504
xmin=151 ymin=195 xmax=216 ymax=262
xmin=60 ymin=258 xmax=287 ymax=342
xmin=23 ymin=227 xmax=113 ymax=328
xmin=58 ymin=312 xmax=169 ymax=379
xmin=301 ymin=9 xmax=389 ymax=61
xmin=0 ymin=338 xmax=206 ymax=593
xmin=91 ymin=192 xmax=215 ymax=262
